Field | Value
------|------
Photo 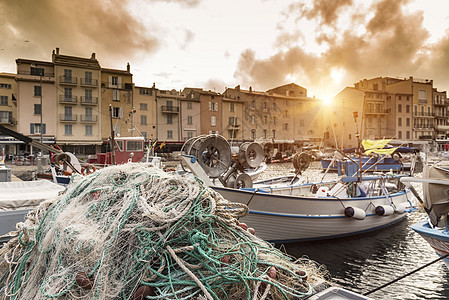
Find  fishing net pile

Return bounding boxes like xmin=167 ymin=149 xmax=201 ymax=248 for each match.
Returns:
xmin=0 ymin=163 xmax=329 ymax=299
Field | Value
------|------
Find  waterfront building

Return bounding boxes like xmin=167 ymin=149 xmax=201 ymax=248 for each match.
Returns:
xmin=134 ymin=84 xmax=157 ymax=142
xmin=53 ymin=48 xmax=102 ymax=154
xmin=156 ymin=89 xmax=183 ymax=151
xmin=180 ymin=88 xmax=202 ymax=141
xmin=221 ymin=95 xmax=244 ymax=143
xmin=0 ymin=73 xmax=18 ymax=155
xmin=197 ymin=89 xmax=221 ymax=136
xmin=100 ymin=64 xmax=133 ymax=146
xmin=433 ymin=89 xmax=449 ymax=150
xmin=15 ymin=59 xmax=56 ymax=153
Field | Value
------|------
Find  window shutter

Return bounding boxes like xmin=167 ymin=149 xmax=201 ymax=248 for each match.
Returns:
xmin=118 ymin=77 xmax=122 ymax=89
xmin=108 ymin=76 xmax=112 ymax=88
xmin=30 ymin=123 xmax=34 ymax=134
xmin=119 ymin=107 xmax=123 ymax=118
xmin=43 ymin=124 xmax=46 ymax=134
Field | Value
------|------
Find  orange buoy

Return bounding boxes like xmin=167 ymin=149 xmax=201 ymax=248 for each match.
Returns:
xmin=237 ymin=222 xmax=248 ymax=230
xmin=81 ymin=164 xmax=96 ymax=176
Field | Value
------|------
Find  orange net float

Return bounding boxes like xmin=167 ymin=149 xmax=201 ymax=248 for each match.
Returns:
xmin=81 ymin=164 xmax=96 ymax=176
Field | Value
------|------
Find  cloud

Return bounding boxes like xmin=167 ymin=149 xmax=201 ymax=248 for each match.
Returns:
xmin=234 ymin=0 xmax=449 ymax=96
xmin=0 ymin=0 xmax=159 ymax=66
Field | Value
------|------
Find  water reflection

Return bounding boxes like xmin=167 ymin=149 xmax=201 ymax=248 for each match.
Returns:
xmin=262 ymin=163 xmax=449 ymax=299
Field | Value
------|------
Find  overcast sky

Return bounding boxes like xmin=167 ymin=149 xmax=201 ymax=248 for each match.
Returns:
xmin=1 ymin=0 xmax=449 ymax=100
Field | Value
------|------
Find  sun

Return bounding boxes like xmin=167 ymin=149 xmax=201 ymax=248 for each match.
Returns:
xmin=322 ymin=96 xmax=333 ymax=106
xmin=331 ymin=68 xmax=345 ymax=84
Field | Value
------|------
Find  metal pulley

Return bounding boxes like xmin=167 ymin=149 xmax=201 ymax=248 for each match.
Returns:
xmin=195 ymin=135 xmax=232 ymax=178
xmin=238 ymin=142 xmax=264 ymax=168
xmin=293 ymin=152 xmax=311 ymax=172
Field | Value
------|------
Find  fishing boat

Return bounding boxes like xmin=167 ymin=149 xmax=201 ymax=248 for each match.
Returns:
xmin=180 ymin=134 xmax=416 ymax=243
xmin=321 ymin=139 xmax=419 ymax=174
xmin=401 ymin=163 xmax=449 ymax=268
xmin=0 ymin=180 xmax=65 ymax=243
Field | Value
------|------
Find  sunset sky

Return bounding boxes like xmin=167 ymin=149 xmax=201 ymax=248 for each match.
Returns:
xmin=1 ymin=0 xmax=449 ymax=100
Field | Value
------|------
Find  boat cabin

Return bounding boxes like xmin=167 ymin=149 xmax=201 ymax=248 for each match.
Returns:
xmin=91 ymin=137 xmax=145 ymax=165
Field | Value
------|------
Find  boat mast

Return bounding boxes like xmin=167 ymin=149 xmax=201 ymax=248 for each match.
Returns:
xmin=353 ymin=111 xmax=362 ymax=182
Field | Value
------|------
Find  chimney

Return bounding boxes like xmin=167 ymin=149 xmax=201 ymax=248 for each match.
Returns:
xmin=91 ymin=53 xmax=96 ymax=59
xmin=56 ymin=48 xmax=59 ymax=55
xmin=127 ymin=63 xmax=130 ymax=73
xmin=249 ymin=86 xmax=252 ymax=93
xmin=235 ymin=85 xmax=240 ymax=91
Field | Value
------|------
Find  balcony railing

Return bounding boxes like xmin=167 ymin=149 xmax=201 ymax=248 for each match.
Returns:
xmin=80 ymin=78 xmax=98 ymax=87
xmin=80 ymin=115 xmax=98 ymax=123
xmin=80 ymin=97 xmax=98 ymax=105
xmin=59 ymin=114 xmax=77 ymax=122
xmin=59 ymin=76 xmax=77 ymax=85
xmin=59 ymin=95 xmax=78 ymax=104
xmin=434 ymin=100 xmax=449 ymax=106
xmin=414 ymin=112 xmax=435 ymax=117
xmin=161 ymin=106 xmax=180 ymax=113
xmin=364 ymin=109 xmax=389 ymax=114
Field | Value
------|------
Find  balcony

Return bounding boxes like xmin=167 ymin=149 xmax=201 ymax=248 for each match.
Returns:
xmin=59 ymin=76 xmax=77 ymax=86
xmin=80 ymin=78 xmax=98 ymax=87
xmin=434 ymin=99 xmax=449 ymax=106
xmin=364 ymin=109 xmax=389 ymax=114
xmin=80 ymin=115 xmax=98 ymax=123
xmin=414 ymin=112 xmax=435 ymax=117
xmin=80 ymin=97 xmax=98 ymax=105
xmin=59 ymin=95 xmax=78 ymax=104
xmin=228 ymin=123 xmax=241 ymax=129
xmin=436 ymin=124 xmax=449 ymax=131
xmin=59 ymin=114 xmax=77 ymax=122
xmin=161 ymin=106 xmax=179 ymax=113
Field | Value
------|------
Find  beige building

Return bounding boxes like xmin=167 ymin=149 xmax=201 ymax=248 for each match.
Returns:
xmin=15 ymin=59 xmax=57 ymax=154
xmin=221 ymin=96 xmax=244 ymax=143
xmin=156 ymin=89 xmax=182 ymax=149
xmin=180 ymin=88 xmax=202 ymax=141
xmin=100 ymin=65 xmax=133 ymax=142
xmin=197 ymin=90 xmax=221 ymax=136
xmin=53 ymin=48 xmax=102 ymax=154
xmin=0 ymin=73 xmax=18 ymax=155
xmin=134 ymin=85 xmax=157 ymax=141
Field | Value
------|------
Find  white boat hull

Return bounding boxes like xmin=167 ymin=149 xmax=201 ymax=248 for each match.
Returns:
xmin=212 ymin=185 xmax=413 ymax=243
xmin=411 ymin=221 xmax=449 ymax=269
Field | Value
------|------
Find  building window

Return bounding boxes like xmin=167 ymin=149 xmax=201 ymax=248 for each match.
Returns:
xmin=187 ymin=131 xmax=193 ymax=139
xmin=187 ymin=116 xmax=193 ymax=125
xmin=398 ymin=131 xmax=402 ymax=139
xmin=31 ymin=67 xmax=44 ymax=76
xmin=63 ymin=69 xmax=72 ymax=83
xmin=398 ymin=104 xmax=402 ymax=113
xmin=273 ymin=102 xmax=277 ymax=110
xmin=85 ymin=125 xmax=93 ymax=136
xmin=209 ymin=102 xmax=218 ymax=111
xmin=250 ymin=115 xmax=255 ymax=124
xmin=229 ymin=129 xmax=236 ymax=139
xmin=211 ymin=116 xmax=216 ymax=126
xmin=111 ymin=76 xmax=119 ymax=86
xmin=283 ymin=123 xmax=288 ymax=130
xmin=64 ymin=124 xmax=72 ymax=135
xmin=229 ymin=117 xmax=237 ymax=126
xmin=113 ymin=90 xmax=120 ymax=101
xmin=167 ymin=114 xmax=173 ymax=124
xmin=0 ymin=83 xmax=11 ymax=89
xmin=85 ymin=107 xmax=93 ymax=121
xmin=398 ymin=118 xmax=402 ymax=126
xmin=187 ymin=102 xmax=192 ymax=109
xmin=84 ymin=71 xmax=92 ymax=85
xmin=112 ymin=107 xmax=122 ymax=118
xmin=34 ymin=104 xmax=41 ymax=115
xmin=263 ymin=116 xmax=267 ymax=124
xmin=407 ymin=131 xmax=411 ymax=139
xmin=30 ymin=123 xmax=46 ymax=134
xmin=262 ymin=102 xmax=267 ymax=110
xmin=64 ymin=88 xmax=72 ymax=100
xmin=141 ymin=132 xmax=147 ymax=140
xmin=272 ymin=130 xmax=276 ymax=139
xmin=263 ymin=129 xmax=267 ymax=139
xmin=230 ymin=102 xmax=235 ymax=112
xmin=141 ymin=115 xmax=147 ymax=125
xmin=0 ymin=111 xmax=11 ymax=123
xmin=273 ymin=116 xmax=277 ymax=125
xmin=139 ymin=88 xmax=152 ymax=95
xmin=34 ymin=86 xmax=42 ymax=97
xmin=251 ymin=129 xmax=256 ymax=139
xmin=406 ymin=105 xmax=410 ymax=113
xmin=0 ymin=96 xmax=7 ymax=105
xmin=167 ymin=130 xmax=173 ymax=139
xmin=85 ymin=89 xmax=92 ymax=102
xmin=140 ymin=103 xmax=147 ymax=110
xmin=250 ymin=101 xmax=255 ymax=109
xmin=406 ymin=118 xmax=410 ymax=126
xmin=284 ymin=110 xmax=288 ymax=118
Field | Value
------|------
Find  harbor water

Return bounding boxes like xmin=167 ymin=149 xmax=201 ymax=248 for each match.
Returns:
xmin=261 ymin=162 xmax=449 ymax=299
